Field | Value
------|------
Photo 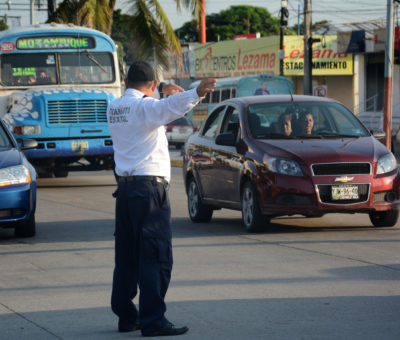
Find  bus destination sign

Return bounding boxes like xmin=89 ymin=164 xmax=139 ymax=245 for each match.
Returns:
xmin=16 ymin=36 xmax=95 ymax=50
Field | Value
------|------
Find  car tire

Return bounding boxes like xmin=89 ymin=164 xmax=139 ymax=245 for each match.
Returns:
xmin=14 ymin=216 xmax=36 ymax=237
xmin=187 ymin=177 xmax=213 ymax=223
xmin=241 ymin=181 xmax=269 ymax=232
xmin=369 ymin=210 xmax=399 ymax=228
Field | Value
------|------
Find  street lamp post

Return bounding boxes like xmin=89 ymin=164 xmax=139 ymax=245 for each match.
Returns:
xmin=279 ymin=0 xmax=289 ymax=76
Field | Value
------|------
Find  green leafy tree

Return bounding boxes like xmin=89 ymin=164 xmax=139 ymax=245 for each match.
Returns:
xmin=0 ymin=19 xmax=9 ymax=31
xmin=47 ymin=0 xmax=116 ymax=35
xmin=125 ymin=0 xmax=182 ymax=74
xmin=176 ymin=5 xmax=295 ymax=42
xmin=111 ymin=9 xmax=133 ymax=61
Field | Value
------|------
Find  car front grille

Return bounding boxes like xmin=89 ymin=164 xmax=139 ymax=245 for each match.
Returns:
xmin=312 ymin=162 xmax=371 ymax=175
xmin=47 ymin=99 xmax=108 ymax=124
xmin=317 ymin=184 xmax=370 ymax=204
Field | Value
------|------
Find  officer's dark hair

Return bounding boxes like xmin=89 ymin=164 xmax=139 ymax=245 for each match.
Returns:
xmin=126 ymin=79 xmax=154 ymax=89
xmin=126 ymin=61 xmax=156 ymax=89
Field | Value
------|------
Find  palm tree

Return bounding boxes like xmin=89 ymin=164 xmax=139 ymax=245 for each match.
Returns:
xmin=175 ymin=0 xmax=206 ymax=43
xmin=47 ymin=0 xmax=204 ymax=70
xmin=48 ymin=0 xmax=115 ymax=35
xmin=127 ymin=0 xmax=182 ymax=74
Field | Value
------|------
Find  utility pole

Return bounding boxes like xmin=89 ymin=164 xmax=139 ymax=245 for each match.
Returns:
xmin=383 ymin=0 xmax=396 ymax=149
xmin=303 ymin=0 xmax=312 ymax=95
xmin=279 ymin=0 xmax=289 ymax=76
xmin=30 ymin=0 xmax=35 ymax=24
xmin=199 ymin=0 xmax=206 ymax=43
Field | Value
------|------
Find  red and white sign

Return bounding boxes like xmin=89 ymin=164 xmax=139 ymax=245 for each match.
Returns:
xmin=1 ymin=42 xmax=16 ymax=52
xmin=233 ymin=33 xmax=260 ymax=40
xmin=313 ymin=85 xmax=328 ymax=97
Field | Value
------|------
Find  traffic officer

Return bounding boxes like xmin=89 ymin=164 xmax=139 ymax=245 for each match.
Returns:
xmin=107 ymin=60 xmax=217 ymax=337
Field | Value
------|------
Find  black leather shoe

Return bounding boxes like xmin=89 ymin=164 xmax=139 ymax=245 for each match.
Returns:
xmin=143 ymin=323 xmax=189 ymax=337
xmin=118 ymin=320 xmax=140 ymax=332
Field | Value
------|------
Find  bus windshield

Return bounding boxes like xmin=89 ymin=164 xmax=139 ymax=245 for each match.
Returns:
xmin=1 ymin=52 xmax=114 ymax=86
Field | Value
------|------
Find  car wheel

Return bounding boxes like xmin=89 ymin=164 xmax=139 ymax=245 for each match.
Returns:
xmin=369 ymin=210 xmax=399 ymax=227
xmin=187 ymin=177 xmax=213 ymax=222
xmin=241 ymin=181 xmax=269 ymax=232
xmin=14 ymin=216 xmax=36 ymax=237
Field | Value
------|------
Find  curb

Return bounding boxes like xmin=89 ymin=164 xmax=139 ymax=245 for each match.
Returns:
xmin=171 ymin=159 xmax=183 ymax=167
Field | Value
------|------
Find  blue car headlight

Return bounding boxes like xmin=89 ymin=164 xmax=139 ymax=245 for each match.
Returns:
xmin=0 ymin=165 xmax=31 ymax=187
xmin=377 ymin=153 xmax=397 ymax=175
xmin=263 ymin=155 xmax=303 ymax=176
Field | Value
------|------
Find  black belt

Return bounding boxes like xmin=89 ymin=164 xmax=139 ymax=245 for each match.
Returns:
xmin=118 ymin=175 xmax=169 ymax=187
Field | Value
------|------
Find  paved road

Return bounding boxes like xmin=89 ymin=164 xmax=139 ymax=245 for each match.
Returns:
xmin=0 ymin=167 xmax=400 ymax=339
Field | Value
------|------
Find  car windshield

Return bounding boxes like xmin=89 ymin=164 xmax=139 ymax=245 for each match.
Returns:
xmin=0 ymin=123 xmax=12 ymax=148
xmin=1 ymin=52 xmax=114 ymax=86
xmin=246 ymin=102 xmax=370 ymax=139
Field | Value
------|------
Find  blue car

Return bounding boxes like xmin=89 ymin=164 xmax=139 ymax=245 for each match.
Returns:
xmin=0 ymin=119 xmax=37 ymax=237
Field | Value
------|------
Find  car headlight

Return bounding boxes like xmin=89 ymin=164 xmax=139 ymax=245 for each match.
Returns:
xmin=377 ymin=153 xmax=397 ymax=175
xmin=263 ymin=155 xmax=303 ymax=176
xmin=13 ymin=125 xmax=41 ymax=135
xmin=0 ymin=165 xmax=31 ymax=187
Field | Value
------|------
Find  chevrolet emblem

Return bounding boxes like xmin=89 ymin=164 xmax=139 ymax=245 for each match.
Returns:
xmin=334 ymin=176 xmax=354 ymax=183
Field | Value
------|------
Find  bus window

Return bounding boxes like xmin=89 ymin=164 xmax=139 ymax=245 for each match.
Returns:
xmin=1 ymin=54 xmax=57 ymax=86
xmin=59 ymin=52 xmax=114 ymax=84
xmin=221 ymin=88 xmax=230 ymax=101
xmin=202 ymin=92 xmax=210 ymax=104
xmin=211 ymin=89 xmax=220 ymax=103
xmin=231 ymin=88 xmax=237 ymax=98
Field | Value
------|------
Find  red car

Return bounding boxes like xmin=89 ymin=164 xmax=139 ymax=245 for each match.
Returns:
xmin=183 ymin=95 xmax=400 ymax=232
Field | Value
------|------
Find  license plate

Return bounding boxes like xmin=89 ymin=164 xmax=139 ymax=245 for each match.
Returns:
xmin=332 ymin=185 xmax=359 ymax=200
xmin=71 ymin=141 xmax=89 ymax=151
xmin=179 ymin=128 xmax=188 ymax=133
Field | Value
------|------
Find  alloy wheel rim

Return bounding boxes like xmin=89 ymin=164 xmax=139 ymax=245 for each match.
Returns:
xmin=243 ymin=187 xmax=254 ymax=227
xmin=188 ymin=181 xmax=199 ymax=216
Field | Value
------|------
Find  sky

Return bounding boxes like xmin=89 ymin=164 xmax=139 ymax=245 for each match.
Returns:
xmin=0 ymin=0 xmax=388 ymax=30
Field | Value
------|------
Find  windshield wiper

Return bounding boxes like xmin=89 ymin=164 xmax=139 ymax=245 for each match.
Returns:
xmin=316 ymin=133 xmax=361 ymax=138
xmin=255 ymin=133 xmax=292 ymax=139
xmin=85 ymin=50 xmax=107 ymax=73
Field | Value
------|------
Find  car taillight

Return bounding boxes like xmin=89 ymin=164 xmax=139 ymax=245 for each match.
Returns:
xmin=166 ymin=126 xmax=173 ymax=132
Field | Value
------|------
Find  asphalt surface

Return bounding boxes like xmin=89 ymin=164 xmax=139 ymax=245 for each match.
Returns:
xmin=0 ymin=157 xmax=400 ymax=340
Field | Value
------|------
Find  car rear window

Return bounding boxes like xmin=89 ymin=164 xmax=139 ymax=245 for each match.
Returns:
xmin=169 ymin=117 xmax=192 ymax=126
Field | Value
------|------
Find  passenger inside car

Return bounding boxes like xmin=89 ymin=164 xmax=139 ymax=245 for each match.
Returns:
xmin=297 ymin=111 xmax=315 ymax=135
xmin=276 ymin=110 xmax=293 ymax=136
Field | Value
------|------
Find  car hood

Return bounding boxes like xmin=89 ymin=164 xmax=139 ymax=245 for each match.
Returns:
xmin=255 ymin=136 xmax=389 ymax=164
xmin=0 ymin=148 xmax=23 ymax=169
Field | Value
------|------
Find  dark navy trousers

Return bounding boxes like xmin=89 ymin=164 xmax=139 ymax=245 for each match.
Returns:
xmin=111 ymin=178 xmax=173 ymax=335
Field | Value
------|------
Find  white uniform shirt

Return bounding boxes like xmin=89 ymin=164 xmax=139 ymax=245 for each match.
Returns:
xmin=107 ymin=87 xmax=200 ymax=182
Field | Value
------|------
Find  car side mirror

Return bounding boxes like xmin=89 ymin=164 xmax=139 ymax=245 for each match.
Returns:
xmin=371 ymin=129 xmax=386 ymax=143
xmin=18 ymin=138 xmax=38 ymax=150
xmin=215 ymin=132 xmax=237 ymax=147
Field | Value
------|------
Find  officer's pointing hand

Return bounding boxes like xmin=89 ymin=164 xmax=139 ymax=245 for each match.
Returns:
xmin=162 ymin=83 xmax=185 ymax=95
xmin=196 ymin=78 xmax=218 ymax=98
